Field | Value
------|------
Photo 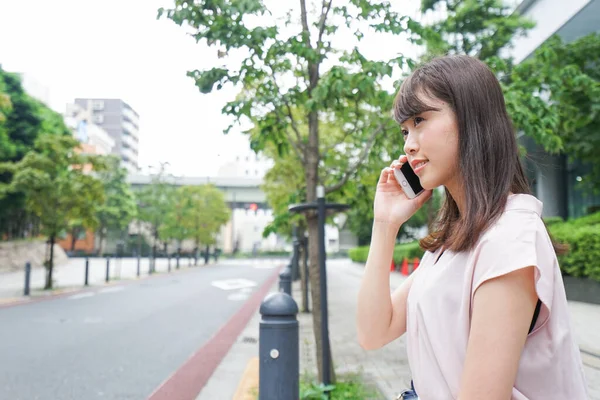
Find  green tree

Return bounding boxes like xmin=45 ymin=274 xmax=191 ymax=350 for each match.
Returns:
xmin=160 ymin=186 xmax=192 ymax=265
xmin=180 ymin=185 xmax=230 ymax=264
xmin=0 ymin=67 xmax=72 ymax=239
xmin=0 ymin=134 xmax=105 ymax=289
xmin=420 ymin=1 xmax=600 ymax=192
xmin=508 ymin=34 xmax=600 ymax=191
xmin=136 ymin=163 xmax=174 ymax=267
xmin=96 ymin=156 xmax=137 ymax=255
xmin=159 ymin=0 xmax=422 ymax=381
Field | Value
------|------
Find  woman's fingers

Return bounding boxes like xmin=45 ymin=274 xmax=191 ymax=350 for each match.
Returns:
xmin=378 ymin=167 xmax=391 ymax=184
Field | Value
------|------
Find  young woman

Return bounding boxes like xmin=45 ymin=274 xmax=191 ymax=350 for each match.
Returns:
xmin=356 ymin=55 xmax=588 ymax=400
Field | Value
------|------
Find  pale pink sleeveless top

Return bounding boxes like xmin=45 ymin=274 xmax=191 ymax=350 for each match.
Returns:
xmin=406 ymin=194 xmax=588 ymax=399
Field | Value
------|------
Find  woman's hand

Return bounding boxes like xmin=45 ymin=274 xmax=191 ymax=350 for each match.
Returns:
xmin=373 ymin=155 xmax=433 ymax=230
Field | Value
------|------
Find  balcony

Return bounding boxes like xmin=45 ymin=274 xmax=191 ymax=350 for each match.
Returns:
xmin=122 ymin=121 xmax=139 ymax=139
xmin=121 ymin=133 xmax=138 ymax=152
xmin=121 ymin=147 xmax=138 ymax=164
xmin=122 ymin=107 xmax=139 ymax=127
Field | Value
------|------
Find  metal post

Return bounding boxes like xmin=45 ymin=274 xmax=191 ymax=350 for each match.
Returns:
xmin=259 ymin=292 xmax=299 ymax=400
xmin=302 ymin=238 xmax=310 ymax=313
xmin=317 ymin=185 xmax=331 ymax=387
xmin=176 ymin=251 xmax=180 ymax=269
xmin=105 ymin=257 xmax=110 ymax=283
xmin=168 ymin=255 xmax=171 ymax=272
xmin=24 ymin=262 xmax=31 ymax=296
xmin=279 ymin=266 xmax=292 ymax=296
xmin=84 ymin=258 xmax=90 ymax=286
xmin=291 ymin=226 xmax=300 ymax=281
xmin=137 ymin=255 xmax=141 ymax=277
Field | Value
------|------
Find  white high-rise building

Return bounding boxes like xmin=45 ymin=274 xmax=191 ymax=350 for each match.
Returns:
xmin=75 ymin=98 xmax=140 ymax=174
xmin=64 ymin=102 xmax=115 ymax=155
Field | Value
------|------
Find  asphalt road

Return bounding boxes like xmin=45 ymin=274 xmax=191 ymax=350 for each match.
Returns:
xmin=0 ymin=259 xmax=283 ymax=400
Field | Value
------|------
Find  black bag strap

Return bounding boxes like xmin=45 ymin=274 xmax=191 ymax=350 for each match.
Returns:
xmin=528 ymin=299 xmax=542 ymax=334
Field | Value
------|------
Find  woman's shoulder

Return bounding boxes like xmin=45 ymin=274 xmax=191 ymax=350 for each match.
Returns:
xmin=479 ymin=194 xmax=546 ymax=246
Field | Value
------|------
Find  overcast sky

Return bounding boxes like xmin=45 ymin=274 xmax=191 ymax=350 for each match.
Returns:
xmin=0 ymin=0 xmax=420 ymax=177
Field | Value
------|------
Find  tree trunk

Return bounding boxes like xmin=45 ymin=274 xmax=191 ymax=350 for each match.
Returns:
xmin=137 ymin=222 xmax=142 ymax=257
xmin=305 ymin=101 xmax=336 ymax=383
xmin=70 ymin=228 xmax=79 ymax=252
xmin=152 ymin=223 xmax=158 ymax=273
xmin=45 ymin=235 xmax=55 ymax=290
xmin=177 ymin=241 xmax=181 ymax=269
xmin=97 ymin=226 xmax=106 ymax=257
xmin=204 ymin=244 xmax=210 ymax=265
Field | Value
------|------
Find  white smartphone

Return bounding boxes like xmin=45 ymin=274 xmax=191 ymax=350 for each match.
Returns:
xmin=393 ymin=162 xmax=424 ymax=199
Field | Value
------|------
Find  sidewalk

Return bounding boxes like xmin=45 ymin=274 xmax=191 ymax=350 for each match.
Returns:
xmin=197 ymin=258 xmax=600 ymax=400
xmin=0 ymin=256 xmax=200 ymax=303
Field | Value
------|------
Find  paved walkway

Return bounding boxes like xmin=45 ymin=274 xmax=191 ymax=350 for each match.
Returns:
xmin=197 ymin=259 xmax=600 ymax=399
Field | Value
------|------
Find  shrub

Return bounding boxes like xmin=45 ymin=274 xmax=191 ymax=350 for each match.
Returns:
xmin=349 ymin=241 xmax=425 ymax=264
xmin=549 ymin=222 xmax=600 ymax=281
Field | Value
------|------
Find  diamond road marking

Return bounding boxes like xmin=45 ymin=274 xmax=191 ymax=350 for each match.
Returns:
xmin=69 ymin=292 xmax=95 ymax=300
xmin=211 ymin=279 xmax=257 ymax=291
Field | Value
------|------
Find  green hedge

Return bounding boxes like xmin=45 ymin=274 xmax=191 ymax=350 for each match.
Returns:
xmin=349 ymin=212 xmax=600 ymax=282
xmin=543 ymin=216 xmax=565 ymax=227
xmin=349 ymin=241 xmax=425 ymax=264
xmin=549 ymin=212 xmax=600 ymax=282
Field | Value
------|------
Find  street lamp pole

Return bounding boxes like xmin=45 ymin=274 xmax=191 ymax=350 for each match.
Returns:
xmin=288 ymin=185 xmax=349 ymax=390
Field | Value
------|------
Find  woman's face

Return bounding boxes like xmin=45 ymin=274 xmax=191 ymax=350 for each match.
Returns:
xmin=401 ymin=93 xmax=461 ymax=192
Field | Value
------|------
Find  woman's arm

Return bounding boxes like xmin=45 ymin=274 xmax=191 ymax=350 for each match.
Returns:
xmin=458 ymin=265 xmax=538 ymax=400
xmin=356 ymin=221 xmax=416 ymax=350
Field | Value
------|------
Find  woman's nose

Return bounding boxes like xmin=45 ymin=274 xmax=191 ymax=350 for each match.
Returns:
xmin=403 ymin=135 xmax=418 ymax=155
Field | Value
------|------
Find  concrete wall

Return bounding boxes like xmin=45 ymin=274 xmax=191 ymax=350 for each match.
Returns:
xmin=0 ymin=240 xmax=68 ymax=272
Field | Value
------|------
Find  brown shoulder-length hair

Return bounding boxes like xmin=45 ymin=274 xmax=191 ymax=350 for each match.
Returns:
xmin=393 ymin=55 xmax=566 ymax=254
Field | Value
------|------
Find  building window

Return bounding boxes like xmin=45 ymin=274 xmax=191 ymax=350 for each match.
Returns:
xmin=93 ymin=114 xmax=104 ymax=124
xmin=92 ymin=100 xmax=104 ymax=110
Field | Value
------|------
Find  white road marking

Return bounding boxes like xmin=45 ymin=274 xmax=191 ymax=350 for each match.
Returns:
xmin=68 ymin=292 xmax=95 ymax=300
xmin=98 ymin=287 xmax=125 ymax=294
xmin=211 ymin=279 xmax=257 ymax=291
xmin=227 ymin=292 xmax=251 ymax=301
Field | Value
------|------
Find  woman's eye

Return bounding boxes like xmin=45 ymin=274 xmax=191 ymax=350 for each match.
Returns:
xmin=414 ymin=116 xmax=424 ymax=126
xmin=401 ymin=129 xmax=409 ymax=137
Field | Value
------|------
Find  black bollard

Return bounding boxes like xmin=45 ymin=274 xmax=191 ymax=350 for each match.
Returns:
xmin=279 ymin=266 xmax=292 ymax=296
xmin=168 ymin=256 xmax=171 ymax=273
xmin=137 ymin=255 xmax=141 ymax=277
xmin=84 ymin=258 xmax=90 ymax=286
xmin=105 ymin=257 xmax=110 ymax=283
xmin=24 ymin=262 xmax=31 ymax=296
xmin=259 ymin=292 xmax=299 ymax=400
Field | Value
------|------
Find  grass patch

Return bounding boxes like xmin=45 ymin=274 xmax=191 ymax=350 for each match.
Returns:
xmin=300 ymin=373 xmax=382 ymax=400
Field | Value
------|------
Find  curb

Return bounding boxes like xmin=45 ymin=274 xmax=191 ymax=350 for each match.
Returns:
xmin=233 ymin=357 xmax=259 ymax=400
xmin=147 ymin=265 xmax=282 ymax=400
